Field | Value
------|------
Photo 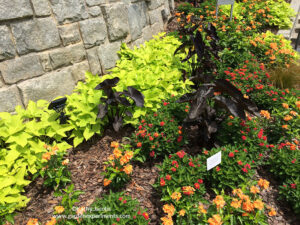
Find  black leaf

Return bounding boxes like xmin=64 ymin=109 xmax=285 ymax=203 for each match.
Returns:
xmin=97 ymin=104 xmax=108 ymax=119
xmin=214 ymin=96 xmax=246 ymax=119
xmin=125 ymin=111 xmax=133 ymax=117
xmin=113 ymin=116 xmax=123 ymax=132
xmin=123 ymin=86 xmax=144 ymax=107
xmin=95 ymin=77 xmax=120 ymax=90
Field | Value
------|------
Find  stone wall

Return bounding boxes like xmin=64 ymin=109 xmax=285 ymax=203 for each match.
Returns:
xmin=0 ymin=0 xmax=174 ymax=112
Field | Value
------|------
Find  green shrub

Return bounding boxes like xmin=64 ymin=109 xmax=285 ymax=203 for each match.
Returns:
xmin=131 ymin=97 xmax=188 ymax=162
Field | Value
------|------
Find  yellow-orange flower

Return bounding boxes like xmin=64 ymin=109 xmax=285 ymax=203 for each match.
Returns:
xmin=290 ymin=111 xmax=297 ymax=116
xmin=230 ymin=198 xmax=242 ymax=209
xmin=253 ymin=200 xmax=264 ymax=210
xmin=123 ymin=164 xmax=133 ymax=175
xmin=282 ymin=103 xmax=289 ymax=109
xmin=76 ymin=206 xmax=86 ymax=215
xmin=120 ymin=156 xmax=129 ymax=165
xmin=270 ymin=43 xmax=278 ymax=50
xmin=296 ymin=101 xmax=300 ymax=109
xmin=182 ymin=186 xmax=195 ymax=195
xmin=42 ymin=152 xmax=51 ymax=161
xmin=213 ymin=195 xmax=225 ymax=209
xmin=27 ymin=218 xmax=39 ymax=225
xmin=283 ymin=115 xmax=292 ymax=121
xmin=108 ymin=154 xmax=114 ymax=161
xmin=161 ymin=216 xmax=173 ymax=225
xmin=62 ymin=159 xmax=69 ymax=165
xmin=242 ymin=201 xmax=254 ymax=212
xmin=163 ymin=204 xmax=175 ymax=217
xmin=282 ymin=125 xmax=288 ymax=129
xmin=111 ymin=141 xmax=119 ymax=148
xmin=179 ymin=209 xmax=186 ymax=216
xmin=124 ymin=151 xmax=134 ymax=160
xmin=171 ymin=192 xmax=182 ymax=202
xmin=103 ymin=178 xmax=111 ymax=186
xmin=260 ymin=110 xmax=270 ymax=119
xmin=207 ymin=214 xmax=222 ymax=225
xmin=250 ymin=186 xmax=260 ymax=194
xmin=45 ymin=217 xmax=56 ymax=225
xmin=258 ymin=179 xmax=269 ymax=190
xmin=232 ymin=188 xmax=243 ymax=196
xmin=55 ymin=206 xmax=64 ymax=214
xmin=268 ymin=208 xmax=276 ymax=216
xmin=113 ymin=148 xmax=122 ymax=159
xmin=198 ymin=204 xmax=207 ymax=214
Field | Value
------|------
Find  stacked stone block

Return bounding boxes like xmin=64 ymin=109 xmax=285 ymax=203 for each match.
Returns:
xmin=0 ymin=0 xmax=174 ymax=112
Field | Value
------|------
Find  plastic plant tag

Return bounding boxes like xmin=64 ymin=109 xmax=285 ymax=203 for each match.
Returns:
xmin=217 ymin=0 xmax=234 ymax=5
xmin=207 ymin=151 xmax=221 ymax=171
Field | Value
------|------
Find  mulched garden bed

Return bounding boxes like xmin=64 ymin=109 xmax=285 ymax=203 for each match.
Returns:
xmin=13 ymin=124 xmax=300 ymax=225
xmin=11 ymin=1 xmax=300 ymax=224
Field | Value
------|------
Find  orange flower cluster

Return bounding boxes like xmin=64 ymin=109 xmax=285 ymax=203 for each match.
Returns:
xmin=45 ymin=217 xmax=56 ymax=225
xmin=171 ymin=192 xmax=181 ymax=202
xmin=27 ymin=218 xmax=39 ymax=225
xmin=198 ymin=204 xmax=207 ymax=214
xmin=258 ymin=179 xmax=269 ymax=190
xmin=207 ymin=214 xmax=222 ymax=225
xmin=182 ymin=186 xmax=195 ymax=195
xmin=42 ymin=145 xmax=59 ymax=161
xmin=55 ymin=205 xmax=64 ymax=214
xmin=213 ymin=195 xmax=225 ymax=209
xmin=161 ymin=204 xmax=175 ymax=225
xmin=260 ymin=110 xmax=270 ymax=119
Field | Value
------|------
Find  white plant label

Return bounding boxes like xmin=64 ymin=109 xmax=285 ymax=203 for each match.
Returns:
xmin=207 ymin=151 xmax=222 ymax=171
xmin=217 ymin=0 xmax=234 ymax=5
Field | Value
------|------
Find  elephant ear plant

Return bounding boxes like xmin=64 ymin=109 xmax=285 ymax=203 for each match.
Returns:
xmin=95 ymin=77 xmax=145 ymax=132
xmin=175 ymin=23 xmax=260 ymax=148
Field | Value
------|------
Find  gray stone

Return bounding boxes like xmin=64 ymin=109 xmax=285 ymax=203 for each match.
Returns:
xmin=142 ymin=26 xmax=153 ymax=42
xmin=137 ymin=1 xmax=149 ymax=28
xmin=79 ymin=18 xmax=107 ymax=48
xmin=88 ymin=6 xmax=102 ymax=17
xmin=49 ymin=43 xmax=86 ymax=69
xmin=151 ymin=22 xmax=164 ymax=35
xmin=86 ymin=0 xmax=105 ymax=6
xmin=58 ymin=23 xmax=81 ymax=46
xmin=0 ymin=0 xmax=33 ymax=21
xmin=0 ymin=85 xmax=23 ymax=112
xmin=86 ymin=47 xmax=102 ymax=75
xmin=169 ymin=0 xmax=175 ymax=10
xmin=98 ymin=42 xmax=121 ymax=72
xmin=50 ymin=0 xmax=88 ymax=24
xmin=149 ymin=8 xmax=163 ymax=25
xmin=0 ymin=26 xmax=16 ymax=61
xmin=0 ymin=79 xmax=4 ymax=88
xmin=17 ymin=68 xmax=76 ymax=106
xmin=70 ymin=61 xmax=90 ymax=82
xmin=39 ymin=53 xmax=52 ymax=72
xmin=11 ymin=17 xmax=61 ymax=55
xmin=122 ymin=0 xmax=131 ymax=5
xmin=0 ymin=55 xmax=44 ymax=84
xmin=128 ymin=5 xmax=143 ymax=41
xmin=146 ymin=0 xmax=163 ymax=10
xmin=31 ymin=0 xmax=51 ymax=16
xmin=131 ymin=38 xmax=144 ymax=48
xmin=102 ymin=3 xmax=130 ymax=41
